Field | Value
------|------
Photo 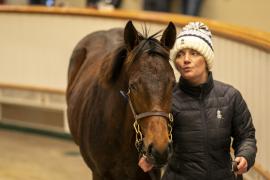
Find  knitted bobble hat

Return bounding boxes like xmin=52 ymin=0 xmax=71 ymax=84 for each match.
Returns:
xmin=171 ymin=22 xmax=214 ymax=70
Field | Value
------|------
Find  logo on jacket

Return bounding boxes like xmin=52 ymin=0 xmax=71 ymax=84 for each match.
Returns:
xmin=217 ymin=109 xmax=223 ymax=119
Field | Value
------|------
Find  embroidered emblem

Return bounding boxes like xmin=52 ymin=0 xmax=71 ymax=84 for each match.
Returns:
xmin=181 ymin=39 xmax=184 ymax=45
xmin=217 ymin=109 xmax=223 ymax=119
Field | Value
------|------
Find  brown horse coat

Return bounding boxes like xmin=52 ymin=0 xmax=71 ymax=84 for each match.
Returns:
xmin=66 ymin=21 xmax=176 ymax=180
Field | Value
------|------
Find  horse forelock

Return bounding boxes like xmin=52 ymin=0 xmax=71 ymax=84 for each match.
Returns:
xmin=124 ymin=33 xmax=170 ymax=71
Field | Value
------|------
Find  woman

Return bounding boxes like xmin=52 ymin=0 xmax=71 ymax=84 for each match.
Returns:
xmin=139 ymin=22 xmax=257 ymax=180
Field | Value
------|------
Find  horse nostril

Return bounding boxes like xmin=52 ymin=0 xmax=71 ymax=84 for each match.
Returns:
xmin=146 ymin=143 xmax=172 ymax=167
xmin=150 ymin=147 xmax=168 ymax=167
xmin=147 ymin=143 xmax=153 ymax=155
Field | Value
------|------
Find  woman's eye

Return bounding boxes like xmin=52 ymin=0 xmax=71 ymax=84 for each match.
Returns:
xmin=191 ymin=51 xmax=199 ymax=56
xmin=176 ymin=52 xmax=184 ymax=57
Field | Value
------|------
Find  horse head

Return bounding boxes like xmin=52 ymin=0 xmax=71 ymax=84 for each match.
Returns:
xmin=124 ymin=21 xmax=176 ymax=168
xmin=102 ymin=20 xmax=176 ymax=169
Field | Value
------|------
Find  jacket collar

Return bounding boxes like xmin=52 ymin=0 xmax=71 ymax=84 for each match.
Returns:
xmin=179 ymin=71 xmax=214 ymax=98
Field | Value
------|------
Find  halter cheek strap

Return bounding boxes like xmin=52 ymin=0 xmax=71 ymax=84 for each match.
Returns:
xmin=121 ymin=89 xmax=174 ymax=155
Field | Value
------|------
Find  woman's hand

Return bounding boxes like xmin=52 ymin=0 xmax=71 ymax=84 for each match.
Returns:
xmin=235 ymin=156 xmax=248 ymax=174
xmin=138 ymin=155 xmax=154 ymax=172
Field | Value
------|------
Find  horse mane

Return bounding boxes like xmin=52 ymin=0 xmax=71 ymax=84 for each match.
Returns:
xmin=100 ymin=28 xmax=170 ymax=87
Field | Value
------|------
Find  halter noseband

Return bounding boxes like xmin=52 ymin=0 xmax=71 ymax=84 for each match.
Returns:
xmin=121 ymin=89 xmax=174 ymax=156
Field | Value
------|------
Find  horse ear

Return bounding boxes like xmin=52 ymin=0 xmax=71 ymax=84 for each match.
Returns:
xmin=124 ymin=20 xmax=140 ymax=51
xmin=160 ymin=22 xmax=176 ymax=50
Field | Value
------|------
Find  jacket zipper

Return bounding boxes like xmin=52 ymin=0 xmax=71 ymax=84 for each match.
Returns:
xmin=199 ymin=86 xmax=211 ymax=179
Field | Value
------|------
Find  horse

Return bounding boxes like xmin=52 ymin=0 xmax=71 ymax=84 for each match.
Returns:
xmin=66 ymin=20 xmax=176 ymax=180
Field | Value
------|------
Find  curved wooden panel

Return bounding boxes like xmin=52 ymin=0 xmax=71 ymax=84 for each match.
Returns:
xmin=0 ymin=5 xmax=270 ymax=52
xmin=253 ymin=163 xmax=270 ymax=180
xmin=0 ymin=83 xmax=65 ymax=94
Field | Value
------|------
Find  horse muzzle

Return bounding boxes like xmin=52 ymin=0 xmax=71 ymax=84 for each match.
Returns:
xmin=145 ymin=141 xmax=173 ymax=168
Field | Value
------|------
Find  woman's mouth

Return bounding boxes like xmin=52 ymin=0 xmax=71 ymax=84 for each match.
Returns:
xmin=182 ymin=67 xmax=191 ymax=72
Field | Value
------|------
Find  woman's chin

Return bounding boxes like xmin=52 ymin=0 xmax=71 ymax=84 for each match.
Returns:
xmin=181 ymin=72 xmax=194 ymax=79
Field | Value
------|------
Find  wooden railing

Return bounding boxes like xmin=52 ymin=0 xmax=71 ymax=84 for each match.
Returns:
xmin=0 ymin=83 xmax=67 ymax=132
xmin=0 ymin=83 xmax=65 ymax=95
xmin=0 ymin=5 xmax=269 ymax=51
xmin=253 ymin=163 xmax=270 ymax=180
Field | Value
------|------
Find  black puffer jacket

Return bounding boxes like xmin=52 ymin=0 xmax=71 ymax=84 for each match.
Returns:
xmin=166 ymin=72 xmax=257 ymax=180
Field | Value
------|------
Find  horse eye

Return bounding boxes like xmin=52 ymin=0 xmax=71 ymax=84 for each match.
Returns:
xmin=129 ymin=83 xmax=137 ymax=91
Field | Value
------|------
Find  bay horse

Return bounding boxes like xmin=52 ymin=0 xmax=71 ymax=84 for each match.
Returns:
xmin=66 ymin=21 xmax=176 ymax=180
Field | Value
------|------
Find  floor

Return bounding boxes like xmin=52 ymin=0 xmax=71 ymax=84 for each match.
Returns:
xmin=0 ymin=128 xmax=259 ymax=180
xmin=0 ymin=128 xmax=92 ymax=180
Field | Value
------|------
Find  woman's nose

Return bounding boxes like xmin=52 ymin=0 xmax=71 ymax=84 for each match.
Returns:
xmin=183 ymin=54 xmax=191 ymax=64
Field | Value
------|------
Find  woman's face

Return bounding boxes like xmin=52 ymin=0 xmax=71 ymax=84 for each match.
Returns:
xmin=174 ymin=48 xmax=208 ymax=85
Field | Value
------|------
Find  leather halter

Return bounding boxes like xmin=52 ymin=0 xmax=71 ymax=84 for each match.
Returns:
xmin=122 ymin=89 xmax=174 ymax=155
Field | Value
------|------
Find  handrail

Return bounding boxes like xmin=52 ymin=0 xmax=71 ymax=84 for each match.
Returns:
xmin=0 ymin=83 xmax=65 ymax=94
xmin=253 ymin=163 xmax=270 ymax=180
xmin=0 ymin=5 xmax=270 ymax=52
